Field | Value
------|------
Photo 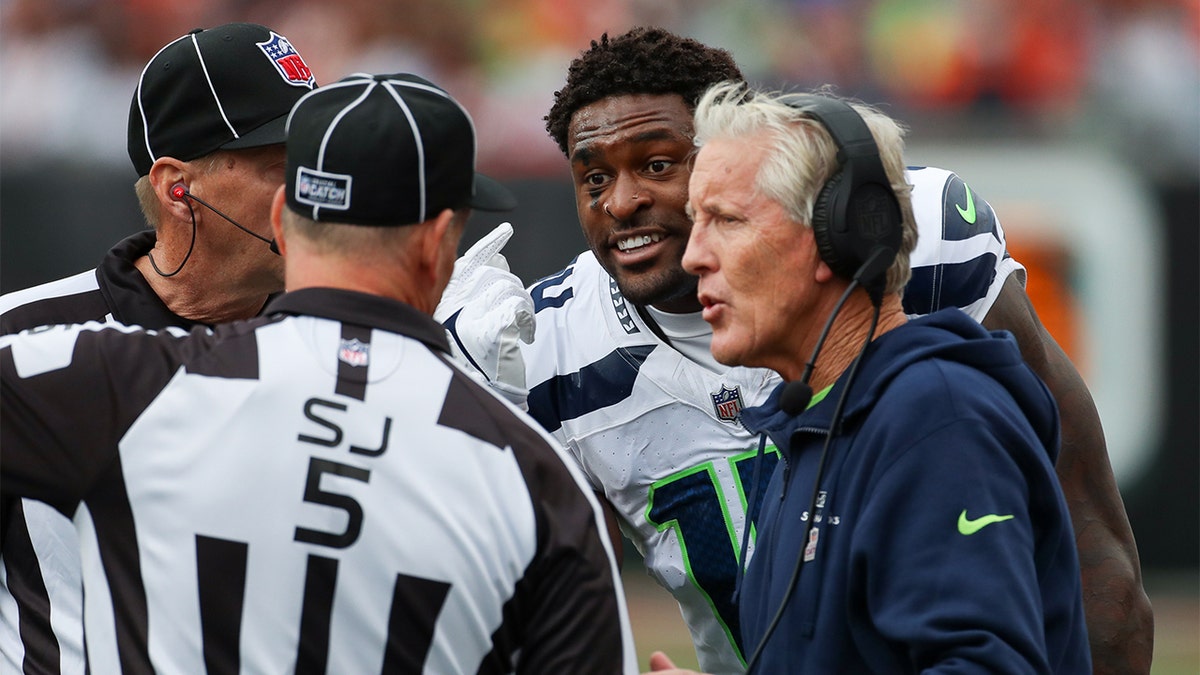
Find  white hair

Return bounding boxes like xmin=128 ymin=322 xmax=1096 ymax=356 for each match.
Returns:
xmin=692 ymin=82 xmax=918 ymax=295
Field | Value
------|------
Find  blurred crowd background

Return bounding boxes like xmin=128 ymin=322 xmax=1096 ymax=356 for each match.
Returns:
xmin=2 ymin=0 xmax=1197 ymax=669
xmin=2 ymin=0 xmax=1197 ymax=181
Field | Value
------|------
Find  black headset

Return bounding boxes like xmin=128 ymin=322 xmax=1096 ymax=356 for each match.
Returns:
xmin=785 ymin=94 xmax=902 ymax=299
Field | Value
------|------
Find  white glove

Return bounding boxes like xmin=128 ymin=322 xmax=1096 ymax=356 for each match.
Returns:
xmin=433 ymin=222 xmax=535 ymax=409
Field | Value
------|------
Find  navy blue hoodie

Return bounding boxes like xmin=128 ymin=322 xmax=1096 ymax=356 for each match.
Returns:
xmin=738 ymin=308 xmax=1090 ymax=673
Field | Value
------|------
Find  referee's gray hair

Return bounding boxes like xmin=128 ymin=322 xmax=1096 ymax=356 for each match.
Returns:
xmin=692 ymin=81 xmax=917 ymax=296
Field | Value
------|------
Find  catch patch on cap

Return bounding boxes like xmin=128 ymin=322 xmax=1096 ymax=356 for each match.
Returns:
xmin=295 ymin=167 xmax=352 ymax=210
xmin=284 ymin=72 xmax=516 ymax=226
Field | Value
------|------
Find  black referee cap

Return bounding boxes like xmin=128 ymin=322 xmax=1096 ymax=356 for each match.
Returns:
xmin=128 ymin=23 xmax=316 ymax=177
xmin=284 ymin=73 xmax=517 ymax=226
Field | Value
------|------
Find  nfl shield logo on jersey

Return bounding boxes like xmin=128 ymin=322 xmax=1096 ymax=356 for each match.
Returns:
xmin=711 ymin=385 xmax=744 ymax=424
xmin=338 ymin=338 xmax=369 ymax=367
xmin=257 ymin=32 xmax=315 ymax=87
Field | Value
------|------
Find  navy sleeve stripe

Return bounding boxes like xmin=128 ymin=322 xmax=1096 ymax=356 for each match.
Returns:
xmin=903 ymin=254 xmax=999 ymax=316
xmin=530 ymin=264 xmax=577 ymax=312
xmin=527 ymin=345 xmax=654 ymax=433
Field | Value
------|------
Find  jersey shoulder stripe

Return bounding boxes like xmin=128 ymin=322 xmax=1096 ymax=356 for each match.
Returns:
xmin=906 ymin=254 xmax=998 ymax=317
xmin=904 ymin=166 xmax=1025 ymax=322
xmin=524 ymin=253 xmax=661 ymax=433
xmin=527 ymin=345 xmax=655 ymax=434
xmin=0 ymin=269 xmax=107 ymax=335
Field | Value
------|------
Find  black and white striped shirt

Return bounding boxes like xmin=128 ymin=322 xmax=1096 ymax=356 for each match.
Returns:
xmin=0 ymin=231 xmax=200 ymax=675
xmin=1 ymin=287 xmax=635 ymax=673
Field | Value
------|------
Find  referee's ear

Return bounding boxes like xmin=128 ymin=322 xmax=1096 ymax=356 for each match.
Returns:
xmin=269 ymin=186 xmax=289 ymax=258
xmin=148 ymin=157 xmax=192 ymax=224
xmin=413 ymin=208 xmax=460 ymax=314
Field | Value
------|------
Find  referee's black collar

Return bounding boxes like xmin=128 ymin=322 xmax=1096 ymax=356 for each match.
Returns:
xmin=100 ymin=231 xmax=207 ymax=330
xmin=99 ymin=231 xmax=280 ymax=329
xmin=264 ymin=288 xmax=451 ymax=354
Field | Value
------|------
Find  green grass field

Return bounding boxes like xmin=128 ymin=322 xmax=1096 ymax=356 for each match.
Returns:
xmin=622 ymin=568 xmax=1199 ymax=673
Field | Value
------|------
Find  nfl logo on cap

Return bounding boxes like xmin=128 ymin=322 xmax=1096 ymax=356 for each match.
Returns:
xmin=257 ymin=32 xmax=315 ymax=87
xmin=127 ymin=23 xmax=317 ymax=177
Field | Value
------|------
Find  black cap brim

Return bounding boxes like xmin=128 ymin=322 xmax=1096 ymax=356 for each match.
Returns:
xmin=221 ymin=113 xmax=289 ymax=151
xmin=470 ymin=173 xmax=518 ymax=212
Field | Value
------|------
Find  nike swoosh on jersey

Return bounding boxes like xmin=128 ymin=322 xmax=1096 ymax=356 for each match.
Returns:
xmin=957 ymin=509 xmax=1014 ymax=535
xmin=955 ymin=184 xmax=977 ymax=224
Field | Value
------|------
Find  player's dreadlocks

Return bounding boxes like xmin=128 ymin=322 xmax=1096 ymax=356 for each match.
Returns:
xmin=544 ymin=27 xmax=744 ymax=156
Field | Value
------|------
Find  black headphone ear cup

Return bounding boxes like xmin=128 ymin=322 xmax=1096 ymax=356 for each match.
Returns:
xmin=811 ymin=171 xmax=851 ymax=278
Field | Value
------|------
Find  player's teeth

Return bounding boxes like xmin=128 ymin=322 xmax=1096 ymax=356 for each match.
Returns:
xmin=617 ymin=234 xmax=662 ymax=251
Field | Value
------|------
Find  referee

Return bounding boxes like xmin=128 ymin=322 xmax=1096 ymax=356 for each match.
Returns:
xmin=1 ymin=23 xmax=316 ymax=672
xmin=0 ymin=73 xmax=636 ymax=674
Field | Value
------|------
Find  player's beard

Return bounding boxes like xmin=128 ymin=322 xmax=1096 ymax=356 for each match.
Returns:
xmin=615 ymin=263 xmax=699 ymax=310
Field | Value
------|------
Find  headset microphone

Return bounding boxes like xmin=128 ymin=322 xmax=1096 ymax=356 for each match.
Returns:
xmin=780 ymin=242 xmax=894 ymax=415
xmin=779 ymin=381 xmax=814 ymax=416
xmin=743 ymin=288 xmax=881 ymax=673
xmin=778 ymin=267 xmax=863 ymax=416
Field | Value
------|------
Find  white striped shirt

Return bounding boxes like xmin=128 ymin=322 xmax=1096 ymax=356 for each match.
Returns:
xmin=2 ymin=288 xmax=635 ymax=673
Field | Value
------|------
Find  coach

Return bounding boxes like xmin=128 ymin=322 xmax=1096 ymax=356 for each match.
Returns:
xmin=681 ymin=82 xmax=1091 ymax=673
xmin=0 ymin=73 xmax=635 ymax=673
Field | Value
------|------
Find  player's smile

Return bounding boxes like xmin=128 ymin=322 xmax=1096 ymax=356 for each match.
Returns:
xmin=609 ymin=228 xmax=669 ymax=267
xmin=615 ymin=231 xmax=662 ymax=253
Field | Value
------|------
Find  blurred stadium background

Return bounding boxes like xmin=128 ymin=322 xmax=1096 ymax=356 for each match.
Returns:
xmin=2 ymin=1 xmax=1196 ymax=671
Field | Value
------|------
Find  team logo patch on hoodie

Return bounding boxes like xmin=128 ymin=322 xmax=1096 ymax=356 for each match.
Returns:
xmin=711 ymin=385 xmax=744 ymax=424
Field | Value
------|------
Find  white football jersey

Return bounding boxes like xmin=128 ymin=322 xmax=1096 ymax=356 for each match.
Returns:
xmin=522 ymin=166 xmax=1024 ymax=674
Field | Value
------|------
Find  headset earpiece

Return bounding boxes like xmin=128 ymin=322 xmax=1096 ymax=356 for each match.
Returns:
xmin=785 ymin=95 xmax=903 ymax=291
xmin=168 ymin=184 xmax=279 ymax=255
xmin=810 ymin=171 xmax=845 ymax=274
